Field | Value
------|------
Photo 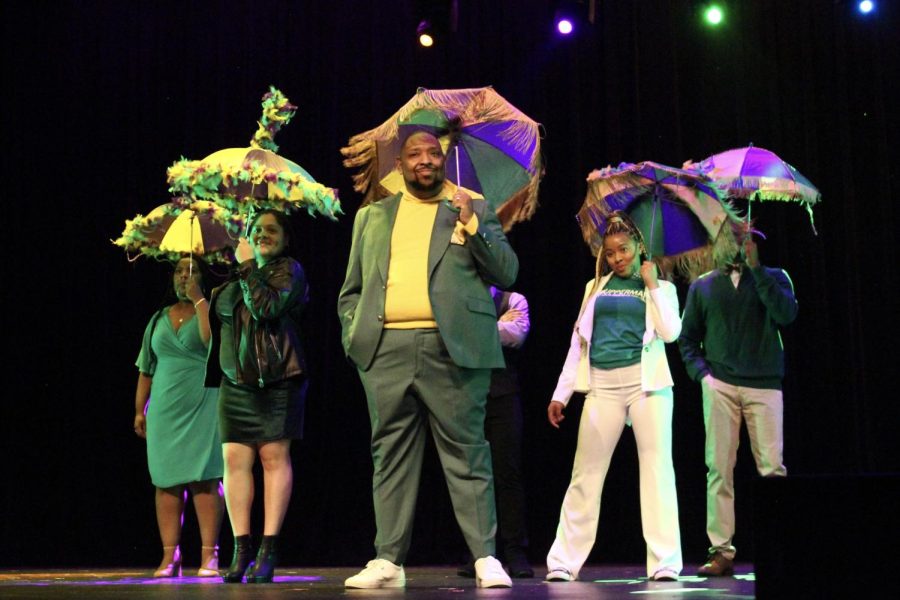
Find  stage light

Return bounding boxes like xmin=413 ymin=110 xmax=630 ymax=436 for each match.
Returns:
xmin=414 ymin=0 xmax=457 ymax=47
xmin=417 ymin=20 xmax=435 ymax=47
xmin=858 ymin=1 xmax=874 ymax=14
xmin=553 ymin=0 xmax=588 ymax=37
xmin=703 ymin=4 xmax=724 ymax=26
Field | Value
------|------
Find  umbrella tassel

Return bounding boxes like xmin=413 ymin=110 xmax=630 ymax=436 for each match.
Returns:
xmin=805 ymin=202 xmax=818 ymax=236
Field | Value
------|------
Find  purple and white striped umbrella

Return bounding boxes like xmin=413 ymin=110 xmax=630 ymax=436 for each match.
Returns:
xmin=690 ymin=146 xmax=820 ymax=233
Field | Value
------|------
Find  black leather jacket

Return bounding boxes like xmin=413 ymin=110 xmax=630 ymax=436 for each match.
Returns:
xmin=206 ymin=256 xmax=308 ymax=388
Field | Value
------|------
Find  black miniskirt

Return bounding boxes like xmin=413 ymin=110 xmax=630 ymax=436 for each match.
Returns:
xmin=218 ymin=376 xmax=307 ymax=443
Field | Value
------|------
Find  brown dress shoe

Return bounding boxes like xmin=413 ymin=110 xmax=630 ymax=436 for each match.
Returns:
xmin=697 ymin=552 xmax=734 ymax=576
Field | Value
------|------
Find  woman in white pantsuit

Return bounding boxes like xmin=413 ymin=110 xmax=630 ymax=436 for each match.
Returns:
xmin=545 ymin=211 xmax=683 ymax=582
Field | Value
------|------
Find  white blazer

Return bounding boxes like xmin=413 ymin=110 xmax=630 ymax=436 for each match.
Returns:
xmin=551 ymin=273 xmax=682 ymax=405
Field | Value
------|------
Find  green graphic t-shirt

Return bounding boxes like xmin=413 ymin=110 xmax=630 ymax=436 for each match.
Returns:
xmin=590 ymin=274 xmax=645 ymax=369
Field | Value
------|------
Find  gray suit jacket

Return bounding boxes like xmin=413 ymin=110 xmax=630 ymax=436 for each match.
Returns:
xmin=337 ymin=192 xmax=518 ymax=371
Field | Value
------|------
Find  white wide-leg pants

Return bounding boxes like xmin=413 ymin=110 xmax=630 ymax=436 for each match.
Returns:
xmin=547 ymin=364 xmax=683 ymax=578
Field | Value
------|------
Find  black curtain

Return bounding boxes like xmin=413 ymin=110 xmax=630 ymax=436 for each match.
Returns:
xmin=3 ymin=0 xmax=897 ymax=568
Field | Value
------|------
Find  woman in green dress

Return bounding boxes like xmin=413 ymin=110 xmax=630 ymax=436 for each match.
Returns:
xmin=133 ymin=255 xmax=225 ymax=577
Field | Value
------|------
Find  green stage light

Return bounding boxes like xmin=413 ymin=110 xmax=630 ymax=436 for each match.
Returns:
xmin=704 ymin=4 xmax=724 ymax=26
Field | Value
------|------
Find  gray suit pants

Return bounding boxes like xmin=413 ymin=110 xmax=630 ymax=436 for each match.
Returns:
xmin=358 ymin=328 xmax=497 ymax=563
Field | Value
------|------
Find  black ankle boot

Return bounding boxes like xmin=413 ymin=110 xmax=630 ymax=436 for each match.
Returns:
xmin=246 ymin=535 xmax=278 ymax=583
xmin=222 ymin=535 xmax=253 ymax=583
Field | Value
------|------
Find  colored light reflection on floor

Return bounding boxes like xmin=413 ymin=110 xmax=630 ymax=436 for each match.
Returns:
xmin=3 ymin=572 xmax=323 ymax=586
xmin=589 ymin=571 xmax=756 ymax=596
xmin=631 ymin=592 xmax=730 ymax=596
xmin=592 ymin=574 xmax=754 ymax=584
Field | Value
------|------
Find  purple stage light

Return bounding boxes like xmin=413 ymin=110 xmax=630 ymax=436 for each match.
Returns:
xmin=557 ymin=18 xmax=574 ymax=35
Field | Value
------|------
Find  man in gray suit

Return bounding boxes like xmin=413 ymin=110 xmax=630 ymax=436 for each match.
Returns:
xmin=339 ymin=130 xmax=518 ymax=589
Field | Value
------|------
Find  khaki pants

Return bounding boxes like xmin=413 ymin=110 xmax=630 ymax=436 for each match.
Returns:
xmin=702 ymin=375 xmax=786 ymax=559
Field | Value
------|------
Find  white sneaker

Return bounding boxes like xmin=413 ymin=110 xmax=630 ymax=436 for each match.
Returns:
xmin=545 ymin=568 xmax=575 ymax=582
xmin=344 ymin=559 xmax=406 ymax=589
xmin=474 ymin=555 xmax=512 ymax=588
xmin=651 ymin=567 xmax=679 ymax=581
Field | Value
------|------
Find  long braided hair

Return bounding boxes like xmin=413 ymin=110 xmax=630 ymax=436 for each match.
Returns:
xmin=594 ymin=210 xmax=650 ymax=279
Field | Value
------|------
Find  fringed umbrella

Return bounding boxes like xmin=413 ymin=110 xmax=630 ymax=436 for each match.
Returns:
xmin=340 ymin=86 xmax=542 ymax=232
xmin=685 ymin=145 xmax=821 ymax=234
xmin=166 ymin=86 xmax=341 ymax=224
xmin=113 ymin=198 xmax=244 ymax=264
xmin=578 ymin=161 xmax=741 ymax=281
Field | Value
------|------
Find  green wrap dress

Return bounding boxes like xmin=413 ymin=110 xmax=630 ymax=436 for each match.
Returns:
xmin=136 ymin=308 xmax=223 ymax=488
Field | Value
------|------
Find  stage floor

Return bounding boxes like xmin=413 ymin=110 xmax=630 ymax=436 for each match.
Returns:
xmin=0 ymin=564 xmax=755 ymax=598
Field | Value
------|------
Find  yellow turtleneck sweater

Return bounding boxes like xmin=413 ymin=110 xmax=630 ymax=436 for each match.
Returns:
xmin=384 ymin=182 xmax=479 ymax=329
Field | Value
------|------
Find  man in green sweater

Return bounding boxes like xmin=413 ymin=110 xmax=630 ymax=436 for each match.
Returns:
xmin=678 ymin=225 xmax=798 ymax=576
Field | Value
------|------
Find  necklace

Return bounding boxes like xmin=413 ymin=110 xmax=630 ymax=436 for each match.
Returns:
xmin=173 ymin=302 xmax=191 ymax=324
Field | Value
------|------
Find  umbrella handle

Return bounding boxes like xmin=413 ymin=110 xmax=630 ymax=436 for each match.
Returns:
xmin=442 ymin=145 xmax=462 ymax=213
xmin=243 ymin=205 xmax=256 ymax=238
xmin=189 ymin=212 xmax=195 ymax=278
xmin=646 ymin=188 xmax=659 ymax=261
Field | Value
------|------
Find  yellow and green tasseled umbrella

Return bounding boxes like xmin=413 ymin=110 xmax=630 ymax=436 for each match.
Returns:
xmin=167 ymin=86 xmax=342 ymax=225
xmin=113 ymin=199 xmax=244 ymax=265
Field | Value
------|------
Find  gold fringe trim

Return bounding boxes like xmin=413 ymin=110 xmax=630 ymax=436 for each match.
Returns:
xmin=577 ymin=174 xmax=744 ymax=283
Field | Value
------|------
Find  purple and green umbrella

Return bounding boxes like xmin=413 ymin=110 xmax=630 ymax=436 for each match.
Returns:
xmin=687 ymin=145 xmax=821 ymax=233
xmin=578 ymin=161 xmax=740 ymax=281
xmin=341 ymin=86 xmax=542 ymax=232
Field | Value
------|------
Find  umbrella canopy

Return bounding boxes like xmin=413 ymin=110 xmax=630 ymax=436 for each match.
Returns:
xmin=113 ymin=199 xmax=243 ymax=264
xmin=686 ymin=145 xmax=820 ymax=233
xmin=167 ymin=87 xmax=342 ymax=221
xmin=578 ymin=161 xmax=740 ymax=281
xmin=341 ymin=86 xmax=542 ymax=232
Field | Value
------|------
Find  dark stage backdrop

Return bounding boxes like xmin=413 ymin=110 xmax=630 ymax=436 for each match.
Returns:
xmin=3 ymin=0 xmax=897 ymax=569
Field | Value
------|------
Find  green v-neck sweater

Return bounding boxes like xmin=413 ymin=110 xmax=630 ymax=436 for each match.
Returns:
xmin=678 ymin=266 xmax=798 ymax=390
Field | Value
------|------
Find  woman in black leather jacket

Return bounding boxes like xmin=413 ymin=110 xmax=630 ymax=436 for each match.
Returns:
xmin=207 ymin=209 xmax=309 ymax=584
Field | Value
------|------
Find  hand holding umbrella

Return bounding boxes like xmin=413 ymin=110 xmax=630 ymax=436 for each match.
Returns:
xmin=742 ymin=235 xmax=760 ymax=268
xmin=235 ymin=237 xmax=254 ymax=265
xmin=449 ymin=188 xmax=475 ymax=224
xmin=639 ymin=260 xmax=660 ymax=289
